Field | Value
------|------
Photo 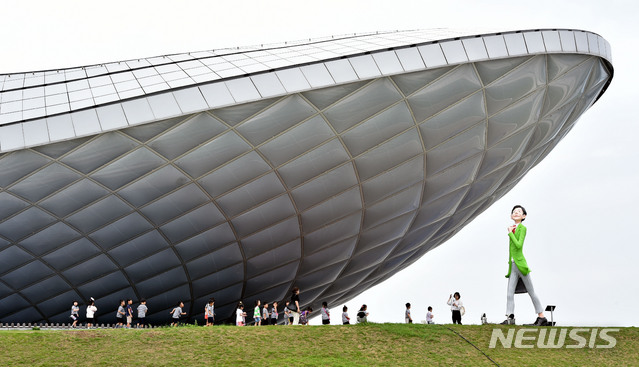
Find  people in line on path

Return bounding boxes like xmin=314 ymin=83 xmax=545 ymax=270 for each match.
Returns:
xmin=51 ymin=286 xmax=485 ymax=327
xmin=299 ymin=307 xmax=312 ymax=325
xmin=32 ymin=295 xmax=479 ymax=327
xmin=501 ymin=205 xmax=547 ymax=326
xmin=405 ymin=303 xmax=413 ymax=324
xmin=253 ymin=300 xmax=262 ymax=326
xmin=270 ymin=302 xmax=278 ymax=325
xmin=170 ymin=301 xmax=186 ymax=326
xmin=290 ymin=287 xmax=301 ymax=325
xmin=205 ymin=298 xmax=215 ymax=326
xmin=86 ymin=298 xmax=97 ymax=328
xmin=116 ymin=300 xmax=126 ymax=328
xmin=321 ymin=302 xmax=330 ymax=325
xmin=236 ymin=302 xmax=246 ymax=326
xmin=426 ymin=306 xmax=434 ymax=324
xmin=357 ymin=305 xmax=369 ymax=323
xmin=447 ymin=292 xmax=463 ymax=325
xmin=137 ymin=299 xmax=148 ymax=328
xmin=70 ymin=301 xmax=80 ymax=328
xmin=262 ymin=303 xmax=270 ymax=326
xmin=342 ymin=305 xmax=350 ymax=325
xmin=284 ymin=301 xmax=292 ymax=325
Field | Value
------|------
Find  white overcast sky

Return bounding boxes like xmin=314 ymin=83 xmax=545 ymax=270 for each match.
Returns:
xmin=2 ymin=0 xmax=636 ymax=326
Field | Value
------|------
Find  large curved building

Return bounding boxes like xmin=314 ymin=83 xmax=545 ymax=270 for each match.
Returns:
xmin=0 ymin=29 xmax=612 ymax=324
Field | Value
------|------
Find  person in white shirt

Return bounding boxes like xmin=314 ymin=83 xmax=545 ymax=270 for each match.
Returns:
xmin=236 ymin=303 xmax=246 ymax=326
xmin=342 ymin=305 xmax=350 ymax=325
xmin=70 ymin=301 xmax=80 ymax=328
xmin=204 ymin=298 xmax=215 ymax=326
xmin=426 ymin=306 xmax=434 ymax=324
xmin=86 ymin=298 xmax=97 ymax=328
xmin=137 ymin=299 xmax=148 ymax=328
xmin=447 ymin=292 xmax=463 ymax=324
xmin=321 ymin=302 xmax=330 ymax=325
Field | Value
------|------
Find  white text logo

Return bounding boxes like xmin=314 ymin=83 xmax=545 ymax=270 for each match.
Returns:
xmin=488 ymin=328 xmax=619 ymax=349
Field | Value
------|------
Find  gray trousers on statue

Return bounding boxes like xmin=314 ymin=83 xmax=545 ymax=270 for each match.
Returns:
xmin=506 ymin=262 xmax=543 ymax=315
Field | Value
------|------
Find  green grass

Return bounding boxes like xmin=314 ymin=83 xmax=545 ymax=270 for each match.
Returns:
xmin=0 ymin=324 xmax=637 ymax=366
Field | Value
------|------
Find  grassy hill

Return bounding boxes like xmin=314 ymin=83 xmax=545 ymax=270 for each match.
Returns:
xmin=0 ymin=323 xmax=637 ymax=366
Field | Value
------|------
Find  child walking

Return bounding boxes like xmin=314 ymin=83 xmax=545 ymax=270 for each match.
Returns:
xmin=170 ymin=301 xmax=186 ymax=326
xmin=205 ymin=298 xmax=215 ymax=326
xmin=321 ymin=302 xmax=330 ymax=325
xmin=86 ymin=298 xmax=97 ymax=328
xmin=342 ymin=305 xmax=350 ymax=325
xmin=137 ymin=299 xmax=148 ymax=328
xmin=70 ymin=301 xmax=80 ymax=328
xmin=126 ymin=299 xmax=134 ymax=328
xmin=299 ymin=307 xmax=312 ymax=325
xmin=405 ymin=303 xmax=413 ymax=324
xmin=253 ymin=300 xmax=261 ymax=326
xmin=357 ymin=305 xmax=369 ymax=323
xmin=426 ymin=306 xmax=434 ymax=324
xmin=262 ymin=303 xmax=270 ymax=326
xmin=236 ymin=303 xmax=246 ymax=326
xmin=270 ymin=302 xmax=278 ymax=325
xmin=116 ymin=300 xmax=126 ymax=328
xmin=284 ymin=301 xmax=291 ymax=325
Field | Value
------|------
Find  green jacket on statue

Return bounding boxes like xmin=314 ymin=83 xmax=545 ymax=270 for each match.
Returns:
xmin=505 ymin=223 xmax=530 ymax=277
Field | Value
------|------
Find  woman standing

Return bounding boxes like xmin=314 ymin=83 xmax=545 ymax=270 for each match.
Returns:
xmin=447 ymin=292 xmax=463 ymax=324
xmin=290 ymin=287 xmax=301 ymax=325
xmin=501 ymin=205 xmax=547 ymax=326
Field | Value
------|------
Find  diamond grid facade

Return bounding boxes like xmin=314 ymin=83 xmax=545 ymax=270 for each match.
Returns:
xmin=0 ymin=29 xmax=612 ymax=324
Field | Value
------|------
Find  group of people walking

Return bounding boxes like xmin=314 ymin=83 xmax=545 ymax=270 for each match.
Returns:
xmin=233 ymin=287 xmax=376 ymax=326
xmin=65 ymin=287 xmax=370 ymax=328
xmin=67 ymin=297 xmax=148 ymax=328
xmin=234 ymin=287 xmax=366 ymax=326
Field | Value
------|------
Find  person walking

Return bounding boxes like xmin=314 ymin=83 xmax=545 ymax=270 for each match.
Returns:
xmin=321 ymin=302 xmax=330 ymax=325
xmin=204 ymin=298 xmax=215 ymax=326
xmin=426 ymin=306 xmax=434 ymax=324
xmin=115 ymin=300 xmax=126 ymax=328
xmin=290 ymin=287 xmax=301 ymax=325
xmin=170 ymin=301 xmax=186 ymax=326
xmin=405 ymin=303 xmax=413 ymax=324
xmin=262 ymin=303 xmax=270 ymax=326
xmin=342 ymin=306 xmax=350 ymax=325
xmin=253 ymin=300 xmax=262 ymax=326
xmin=86 ymin=298 xmax=97 ymax=328
xmin=69 ymin=301 xmax=80 ymax=328
xmin=270 ymin=302 xmax=278 ymax=325
xmin=137 ymin=299 xmax=148 ymax=328
xmin=284 ymin=301 xmax=291 ymax=325
xmin=356 ymin=305 xmax=369 ymax=323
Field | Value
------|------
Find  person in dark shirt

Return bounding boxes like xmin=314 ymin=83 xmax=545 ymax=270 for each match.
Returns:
xmin=290 ymin=287 xmax=301 ymax=325
xmin=126 ymin=299 xmax=134 ymax=328
xmin=357 ymin=304 xmax=369 ymax=323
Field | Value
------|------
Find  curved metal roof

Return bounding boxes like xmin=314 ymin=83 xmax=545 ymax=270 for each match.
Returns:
xmin=0 ymin=29 xmax=611 ymax=152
